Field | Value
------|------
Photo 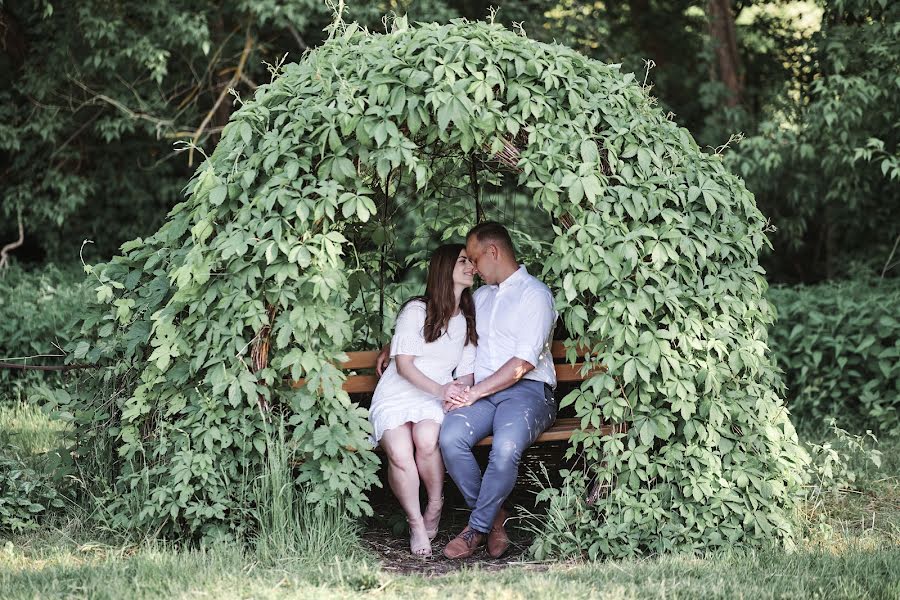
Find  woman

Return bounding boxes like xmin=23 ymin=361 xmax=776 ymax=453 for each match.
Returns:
xmin=369 ymin=244 xmax=477 ymax=557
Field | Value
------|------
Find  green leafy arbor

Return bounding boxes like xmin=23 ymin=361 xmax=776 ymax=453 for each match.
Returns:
xmin=69 ymin=19 xmax=807 ymax=553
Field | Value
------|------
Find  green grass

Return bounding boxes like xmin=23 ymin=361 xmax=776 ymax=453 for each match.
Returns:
xmin=0 ymin=402 xmax=68 ymax=456
xmin=2 ymin=533 xmax=898 ymax=599
xmin=1 ymin=405 xmax=898 ymax=599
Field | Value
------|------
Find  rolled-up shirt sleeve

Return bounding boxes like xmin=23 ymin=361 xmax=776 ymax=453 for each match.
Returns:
xmin=513 ymin=288 xmax=557 ymax=368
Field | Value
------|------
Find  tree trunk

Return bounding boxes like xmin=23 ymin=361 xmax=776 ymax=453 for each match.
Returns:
xmin=708 ymin=0 xmax=743 ymax=107
xmin=0 ymin=8 xmax=27 ymax=70
xmin=628 ymin=0 xmax=668 ymax=68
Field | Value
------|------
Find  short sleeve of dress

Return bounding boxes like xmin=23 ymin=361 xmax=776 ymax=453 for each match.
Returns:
xmin=389 ymin=301 xmax=427 ymax=357
xmin=455 ymin=341 xmax=476 ymax=377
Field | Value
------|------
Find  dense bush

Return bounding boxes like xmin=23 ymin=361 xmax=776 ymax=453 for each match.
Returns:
xmin=0 ymin=265 xmax=89 ymax=404
xmin=66 ymin=19 xmax=806 ymax=553
xmin=769 ymin=278 xmax=900 ymax=435
xmin=0 ymin=403 xmax=68 ymax=533
xmin=0 ymin=452 xmax=65 ymax=532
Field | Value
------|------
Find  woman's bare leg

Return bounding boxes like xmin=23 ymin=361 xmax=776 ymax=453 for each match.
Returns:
xmin=412 ymin=419 xmax=444 ymax=539
xmin=380 ymin=423 xmax=430 ymax=555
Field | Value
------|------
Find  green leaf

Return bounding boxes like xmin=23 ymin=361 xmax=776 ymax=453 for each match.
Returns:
xmin=209 ymin=185 xmax=227 ymax=206
xmin=240 ymin=122 xmax=252 ymax=145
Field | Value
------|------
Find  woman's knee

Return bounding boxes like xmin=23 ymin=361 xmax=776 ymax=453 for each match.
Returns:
xmin=414 ymin=430 xmax=440 ymax=457
xmin=386 ymin=447 xmax=416 ymax=471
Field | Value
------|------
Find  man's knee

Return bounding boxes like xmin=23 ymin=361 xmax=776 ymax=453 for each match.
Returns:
xmin=439 ymin=419 xmax=471 ymax=455
xmin=489 ymin=437 xmax=524 ymax=467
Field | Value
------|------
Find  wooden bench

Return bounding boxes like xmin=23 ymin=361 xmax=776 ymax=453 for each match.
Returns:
xmin=291 ymin=341 xmax=620 ymax=446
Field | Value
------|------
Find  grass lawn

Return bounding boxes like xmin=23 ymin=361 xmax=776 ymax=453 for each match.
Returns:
xmin=2 ymin=402 xmax=898 ymax=599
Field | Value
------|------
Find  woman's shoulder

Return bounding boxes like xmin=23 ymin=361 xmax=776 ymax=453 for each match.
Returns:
xmin=401 ymin=299 xmax=427 ymax=313
xmin=397 ymin=299 xmax=427 ymax=323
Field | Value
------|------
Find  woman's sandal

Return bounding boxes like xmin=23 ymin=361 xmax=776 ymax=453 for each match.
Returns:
xmin=424 ymin=496 xmax=444 ymax=540
xmin=409 ymin=519 xmax=432 ymax=557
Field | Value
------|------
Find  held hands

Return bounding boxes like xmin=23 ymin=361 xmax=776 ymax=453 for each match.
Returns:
xmin=442 ymin=381 xmax=479 ymax=412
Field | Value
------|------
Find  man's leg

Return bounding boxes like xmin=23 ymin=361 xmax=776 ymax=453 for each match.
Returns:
xmin=468 ymin=381 xmax=556 ymax=534
xmin=438 ymin=399 xmax=496 ymax=514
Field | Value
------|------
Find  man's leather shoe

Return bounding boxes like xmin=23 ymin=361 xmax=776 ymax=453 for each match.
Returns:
xmin=442 ymin=526 xmax=484 ymax=559
xmin=487 ymin=506 xmax=510 ymax=558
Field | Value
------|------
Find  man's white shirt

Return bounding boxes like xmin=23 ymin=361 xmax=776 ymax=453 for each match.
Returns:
xmin=471 ymin=265 xmax=557 ymax=387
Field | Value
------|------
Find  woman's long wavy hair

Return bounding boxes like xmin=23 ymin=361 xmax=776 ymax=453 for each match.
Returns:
xmin=402 ymin=244 xmax=477 ymax=345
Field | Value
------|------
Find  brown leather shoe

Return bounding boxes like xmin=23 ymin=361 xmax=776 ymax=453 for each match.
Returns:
xmin=442 ymin=526 xmax=484 ymax=559
xmin=487 ymin=506 xmax=510 ymax=558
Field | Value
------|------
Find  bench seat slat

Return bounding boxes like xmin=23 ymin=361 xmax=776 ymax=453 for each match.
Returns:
xmin=474 ymin=418 xmax=618 ymax=447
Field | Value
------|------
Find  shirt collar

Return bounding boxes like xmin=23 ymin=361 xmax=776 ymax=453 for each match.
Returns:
xmin=498 ymin=265 xmax=528 ymax=290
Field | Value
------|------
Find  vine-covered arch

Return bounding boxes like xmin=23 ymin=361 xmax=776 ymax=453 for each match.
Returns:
xmin=73 ymin=18 xmax=807 ymax=553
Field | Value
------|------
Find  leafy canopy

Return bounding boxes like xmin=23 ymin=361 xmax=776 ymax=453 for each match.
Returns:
xmin=66 ymin=18 xmax=807 ymax=552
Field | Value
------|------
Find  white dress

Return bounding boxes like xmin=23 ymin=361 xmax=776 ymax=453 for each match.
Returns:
xmin=369 ymin=300 xmax=476 ymax=444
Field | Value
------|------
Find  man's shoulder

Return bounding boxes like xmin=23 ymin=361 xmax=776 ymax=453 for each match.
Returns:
xmin=473 ymin=285 xmax=493 ymax=300
xmin=522 ymin=273 xmax=553 ymax=298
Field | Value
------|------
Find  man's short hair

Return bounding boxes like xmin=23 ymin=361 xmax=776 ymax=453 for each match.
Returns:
xmin=466 ymin=221 xmax=516 ymax=257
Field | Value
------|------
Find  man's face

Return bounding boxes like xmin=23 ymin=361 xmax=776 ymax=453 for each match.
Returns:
xmin=465 ymin=237 xmax=495 ymax=284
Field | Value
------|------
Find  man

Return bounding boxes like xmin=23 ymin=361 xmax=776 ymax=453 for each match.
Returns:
xmin=378 ymin=221 xmax=558 ymax=559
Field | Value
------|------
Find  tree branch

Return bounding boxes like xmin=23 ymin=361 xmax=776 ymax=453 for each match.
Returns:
xmin=70 ymin=79 xmax=176 ymax=137
xmin=287 ymin=24 xmax=308 ymax=51
xmin=0 ymin=361 xmax=97 ymax=372
xmin=188 ymin=31 xmax=254 ymax=167
xmin=0 ymin=210 xmax=24 ymax=270
xmin=881 ymin=233 xmax=900 ymax=278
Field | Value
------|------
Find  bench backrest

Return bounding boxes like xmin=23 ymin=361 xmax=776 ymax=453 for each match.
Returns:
xmin=291 ymin=340 xmax=604 ymax=393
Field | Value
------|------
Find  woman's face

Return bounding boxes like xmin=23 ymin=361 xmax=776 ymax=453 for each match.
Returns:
xmin=452 ymin=249 xmax=475 ymax=288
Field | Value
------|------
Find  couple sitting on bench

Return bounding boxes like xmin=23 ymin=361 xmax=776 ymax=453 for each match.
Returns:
xmin=370 ymin=221 xmax=558 ymax=558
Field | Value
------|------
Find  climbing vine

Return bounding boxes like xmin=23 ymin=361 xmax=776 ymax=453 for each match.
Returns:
xmin=67 ymin=18 xmax=807 ymax=550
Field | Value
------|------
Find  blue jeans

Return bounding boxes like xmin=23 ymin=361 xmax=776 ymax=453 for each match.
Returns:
xmin=439 ymin=379 xmax=557 ymax=533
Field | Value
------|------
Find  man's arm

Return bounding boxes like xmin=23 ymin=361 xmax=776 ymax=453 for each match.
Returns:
xmin=375 ymin=344 xmax=390 ymax=376
xmin=446 ymin=357 xmax=534 ymax=408
xmin=447 ymin=286 xmax=555 ymax=408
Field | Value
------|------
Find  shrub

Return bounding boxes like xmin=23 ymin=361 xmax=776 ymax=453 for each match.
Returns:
xmin=66 ymin=18 xmax=807 ymax=553
xmin=768 ymin=278 xmax=900 ymax=435
xmin=0 ymin=403 xmax=67 ymax=532
xmin=0 ymin=264 xmax=89 ymax=405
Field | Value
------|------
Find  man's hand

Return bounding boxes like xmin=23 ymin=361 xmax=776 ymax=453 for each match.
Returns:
xmin=375 ymin=345 xmax=390 ymax=376
xmin=441 ymin=380 xmax=467 ymax=404
xmin=443 ymin=384 xmax=481 ymax=411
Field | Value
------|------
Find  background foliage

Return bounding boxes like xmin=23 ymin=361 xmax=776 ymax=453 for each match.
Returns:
xmin=2 ymin=0 xmax=896 ymax=283
xmin=768 ymin=278 xmax=900 ymax=436
xmin=0 ymin=265 xmax=89 ymax=404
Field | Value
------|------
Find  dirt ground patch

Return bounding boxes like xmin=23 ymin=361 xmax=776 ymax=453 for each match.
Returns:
xmin=362 ymin=505 xmax=549 ymax=577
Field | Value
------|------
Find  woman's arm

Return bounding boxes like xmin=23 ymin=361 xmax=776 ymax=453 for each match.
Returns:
xmin=455 ymin=373 xmax=474 ymax=387
xmin=395 ymin=354 xmax=452 ymax=399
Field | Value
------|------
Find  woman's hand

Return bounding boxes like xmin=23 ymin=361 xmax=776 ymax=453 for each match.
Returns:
xmin=443 ymin=383 xmax=482 ymax=411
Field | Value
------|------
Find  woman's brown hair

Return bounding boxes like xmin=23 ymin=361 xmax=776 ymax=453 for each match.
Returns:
xmin=402 ymin=244 xmax=477 ymax=345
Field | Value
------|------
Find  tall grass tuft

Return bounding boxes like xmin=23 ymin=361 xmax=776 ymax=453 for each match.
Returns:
xmin=251 ymin=420 xmax=364 ymax=567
